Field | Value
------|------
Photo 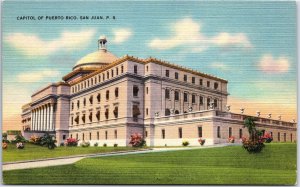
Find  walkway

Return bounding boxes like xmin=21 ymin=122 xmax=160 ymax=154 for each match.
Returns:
xmin=3 ymin=144 xmax=230 ymax=171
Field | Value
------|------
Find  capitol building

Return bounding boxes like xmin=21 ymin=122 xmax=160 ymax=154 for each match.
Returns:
xmin=21 ymin=36 xmax=297 ymax=146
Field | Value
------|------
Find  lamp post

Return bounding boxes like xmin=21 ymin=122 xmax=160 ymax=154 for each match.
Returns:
xmin=240 ymin=108 xmax=245 ymax=114
xmin=256 ymin=111 xmax=260 ymax=117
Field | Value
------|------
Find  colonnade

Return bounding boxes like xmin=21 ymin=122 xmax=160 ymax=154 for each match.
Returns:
xmin=30 ymin=103 xmax=54 ymax=131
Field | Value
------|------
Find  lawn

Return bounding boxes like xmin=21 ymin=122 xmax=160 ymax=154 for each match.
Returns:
xmin=3 ymin=143 xmax=137 ymax=162
xmin=3 ymin=143 xmax=296 ymax=185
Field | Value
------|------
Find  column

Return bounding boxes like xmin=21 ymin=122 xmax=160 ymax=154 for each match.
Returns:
xmin=45 ymin=105 xmax=48 ymax=131
xmin=33 ymin=109 xmax=36 ymax=131
xmin=48 ymin=104 xmax=51 ymax=131
xmin=36 ymin=108 xmax=39 ymax=131
xmin=42 ymin=106 xmax=45 ymax=131
xmin=49 ymin=104 xmax=53 ymax=131
xmin=30 ymin=111 xmax=33 ymax=131
xmin=39 ymin=107 xmax=42 ymax=131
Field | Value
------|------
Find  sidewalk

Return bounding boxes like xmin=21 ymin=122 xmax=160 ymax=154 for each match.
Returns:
xmin=3 ymin=144 xmax=230 ymax=171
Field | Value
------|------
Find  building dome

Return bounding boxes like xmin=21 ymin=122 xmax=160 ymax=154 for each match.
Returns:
xmin=73 ymin=37 xmax=118 ymax=70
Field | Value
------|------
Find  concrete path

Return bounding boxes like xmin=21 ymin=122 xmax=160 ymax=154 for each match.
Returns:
xmin=3 ymin=144 xmax=231 ymax=171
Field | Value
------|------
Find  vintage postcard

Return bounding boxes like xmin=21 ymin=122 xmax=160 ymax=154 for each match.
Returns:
xmin=1 ymin=1 xmax=297 ymax=185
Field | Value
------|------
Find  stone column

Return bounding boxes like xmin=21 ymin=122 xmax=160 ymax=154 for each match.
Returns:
xmin=49 ymin=104 xmax=53 ymax=131
xmin=33 ymin=109 xmax=36 ymax=131
xmin=36 ymin=108 xmax=39 ymax=131
xmin=30 ymin=111 xmax=33 ymax=131
xmin=45 ymin=105 xmax=48 ymax=131
xmin=40 ymin=107 xmax=43 ymax=131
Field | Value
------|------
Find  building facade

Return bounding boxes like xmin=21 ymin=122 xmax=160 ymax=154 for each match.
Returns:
xmin=21 ymin=37 xmax=297 ymax=146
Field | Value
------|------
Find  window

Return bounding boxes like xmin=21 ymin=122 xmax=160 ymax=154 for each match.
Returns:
xmin=192 ymin=77 xmax=195 ymax=84
xmin=111 ymin=69 xmax=114 ymax=77
xmin=192 ymin=94 xmax=196 ymax=104
xmin=63 ymin=135 xmax=66 ymax=140
xmin=83 ymin=98 xmax=86 ymax=107
xmin=76 ymin=133 xmax=78 ymax=140
xmin=87 ymin=80 xmax=89 ymax=87
xmin=198 ymin=126 xmax=202 ymax=138
xmin=278 ymin=132 xmax=280 ymax=141
xmin=89 ymin=95 xmax=93 ymax=104
xmin=165 ymin=70 xmax=169 ymax=77
xmin=175 ymin=72 xmax=178 ymax=79
xmin=262 ymin=130 xmax=265 ymax=136
xmin=207 ymin=98 xmax=211 ymax=108
xmin=239 ymin=129 xmax=243 ymax=139
xmin=89 ymin=112 xmax=92 ymax=122
xmin=89 ymin=132 xmax=92 ymax=140
xmin=121 ymin=65 xmax=124 ymax=73
xmin=77 ymin=100 xmax=80 ymax=109
xmin=82 ymin=133 xmax=85 ymax=141
xmin=71 ymin=102 xmax=74 ymax=110
xmin=105 ymin=131 xmax=108 ymax=140
xmin=91 ymin=78 xmax=93 ymax=86
xmin=217 ymin=126 xmax=221 ymax=138
xmin=134 ymin=65 xmax=138 ymax=74
xmin=184 ymin=92 xmax=188 ymax=102
xmin=184 ymin=75 xmax=187 ymax=82
xmin=200 ymin=96 xmax=204 ymax=105
xmin=116 ymin=67 xmax=119 ymax=75
xmin=165 ymin=89 xmax=170 ymax=99
xmin=178 ymin=128 xmax=182 ymax=138
xmin=200 ymin=79 xmax=203 ymax=86
xmin=145 ymin=131 xmax=148 ymax=137
xmin=132 ymin=105 xmax=141 ymax=118
xmin=113 ymin=107 xmax=118 ymax=118
xmin=165 ymin=109 xmax=171 ymax=116
xmin=70 ymin=134 xmax=73 ymax=138
xmin=82 ymin=114 xmax=86 ymax=123
xmin=207 ymin=81 xmax=210 ymax=88
xmin=229 ymin=127 xmax=232 ymax=138
xmin=270 ymin=132 xmax=273 ymax=137
xmin=291 ymin=134 xmax=293 ymax=142
xmin=146 ymin=87 xmax=148 ymax=94
xmin=114 ymin=130 xmax=117 ymax=139
xmin=96 ymin=111 xmax=100 ymax=121
xmin=214 ymin=99 xmax=218 ymax=108
xmin=71 ymin=117 xmax=73 ymax=125
xmin=133 ymin=85 xmax=139 ymax=97
xmin=146 ymin=66 xmax=148 ymax=72
xmin=105 ymin=108 xmax=109 ymax=120
xmin=162 ymin=129 xmax=165 ymax=139
xmin=97 ymin=131 xmax=99 ymax=140
xmin=103 ymin=73 xmax=105 ymax=81
xmin=284 ymin=133 xmax=286 ymax=142
xmin=214 ymin=82 xmax=219 ymax=89
xmin=97 ymin=93 xmax=101 ymax=102
xmin=75 ymin=115 xmax=79 ymax=124
xmin=106 ymin=90 xmax=109 ymax=100
xmin=175 ymin=110 xmax=179 ymax=114
xmin=175 ymin=91 xmax=179 ymax=101
xmin=98 ymin=75 xmax=101 ymax=82
xmin=84 ymin=81 xmax=86 ymax=88
xmin=146 ymin=108 xmax=149 ymax=116
xmin=107 ymin=71 xmax=109 ymax=79
xmin=115 ymin=87 xmax=119 ymax=98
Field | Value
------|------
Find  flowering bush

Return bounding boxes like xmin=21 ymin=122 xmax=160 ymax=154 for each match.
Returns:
xmin=80 ymin=141 xmax=90 ymax=147
xmin=2 ymin=142 xmax=8 ymax=149
xmin=129 ymin=133 xmax=146 ymax=147
xmin=182 ymin=140 xmax=189 ymax=146
xmin=12 ymin=134 xmax=27 ymax=143
xmin=262 ymin=133 xmax=273 ymax=143
xmin=29 ymin=135 xmax=41 ymax=145
xmin=65 ymin=138 xmax=79 ymax=146
xmin=242 ymin=138 xmax=265 ymax=153
xmin=228 ymin=136 xmax=235 ymax=143
xmin=16 ymin=142 xmax=25 ymax=149
xmin=198 ymin=138 xmax=205 ymax=146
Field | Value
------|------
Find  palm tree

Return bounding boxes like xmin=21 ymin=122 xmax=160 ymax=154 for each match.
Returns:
xmin=243 ymin=117 xmax=257 ymax=141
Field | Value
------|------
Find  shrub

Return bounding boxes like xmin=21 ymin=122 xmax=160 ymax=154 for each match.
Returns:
xmin=103 ymin=143 xmax=107 ymax=147
xmin=228 ymin=136 xmax=235 ymax=143
xmin=12 ymin=134 xmax=27 ymax=143
xmin=29 ymin=135 xmax=41 ymax=145
xmin=40 ymin=133 xmax=57 ymax=149
xmin=198 ymin=138 xmax=205 ymax=146
xmin=2 ymin=142 xmax=8 ymax=149
xmin=263 ymin=133 xmax=273 ymax=143
xmin=242 ymin=138 xmax=265 ymax=153
xmin=65 ymin=138 xmax=79 ymax=146
xmin=94 ymin=142 xmax=99 ymax=147
xmin=182 ymin=140 xmax=189 ymax=146
xmin=114 ymin=143 xmax=118 ymax=147
xmin=2 ymin=133 xmax=9 ymax=143
xmin=16 ymin=142 xmax=25 ymax=149
xmin=129 ymin=133 xmax=146 ymax=147
xmin=81 ymin=141 xmax=90 ymax=147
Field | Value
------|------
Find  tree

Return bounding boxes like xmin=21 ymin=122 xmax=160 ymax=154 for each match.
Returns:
xmin=243 ymin=117 xmax=257 ymax=141
xmin=40 ymin=133 xmax=57 ymax=149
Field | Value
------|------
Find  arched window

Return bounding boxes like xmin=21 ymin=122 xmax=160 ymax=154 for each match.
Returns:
xmin=113 ymin=106 xmax=118 ymax=118
xmin=82 ymin=114 xmax=86 ymax=123
xmin=96 ymin=110 xmax=100 ymax=121
xmin=105 ymin=108 xmax=109 ymax=119
xmin=115 ymin=87 xmax=119 ymax=98
xmin=89 ymin=112 xmax=92 ymax=122
xmin=89 ymin=95 xmax=93 ymax=104
xmin=175 ymin=110 xmax=180 ymax=114
xmin=97 ymin=93 xmax=101 ymax=102
xmin=165 ymin=109 xmax=171 ymax=116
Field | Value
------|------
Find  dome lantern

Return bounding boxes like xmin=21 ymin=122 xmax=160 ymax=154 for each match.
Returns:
xmin=98 ymin=35 xmax=107 ymax=51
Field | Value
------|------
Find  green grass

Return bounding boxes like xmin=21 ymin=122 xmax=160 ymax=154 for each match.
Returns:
xmin=3 ymin=143 xmax=136 ymax=162
xmin=3 ymin=143 xmax=296 ymax=185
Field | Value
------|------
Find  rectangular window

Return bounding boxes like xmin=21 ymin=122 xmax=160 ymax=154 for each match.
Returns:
xmin=198 ymin=126 xmax=202 ymax=138
xmin=175 ymin=91 xmax=179 ymax=101
xmin=192 ymin=94 xmax=196 ymax=104
xmin=162 ymin=129 xmax=165 ymax=139
xmin=97 ymin=131 xmax=99 ymax=140
xmin=165 ymin=89 xmax=170 ymax=99
xmin=284 ymin=133 xmax=286 ymax=142
xmin=63 ymin=135 xmax=66 ymax=140
xmin=114 ymin=130 xmax=117 ymax=139
xmin=184 ymin=92 xmax=188 ymax=102
xmin=214 ymin=82 xmax=219 ymax=89
xmin=278 ymin=132 xmax=280 ymax=141
xmin=207 ymin=81 xmax=210 ymax=88
xmin=217 ymin=126 xmax=221 ymax=138
xmin=89 ymin=132 xmax=92 ymax=140
xmin=165 ymin=70 xmax=169 ymax=77
xmin=229 ymin=127 xmax=232 ymax=138
xmin=214 ymin=99 xmax=218 ymax=108
xmin=207 ymin=98 xmax=211 ymax=108
xmin=239 ymin=129 xmax=242 ymax=139
xmin=184 ymin=75 xmax=187 ymax=82
xmin=116 ymin=68 xmax=119 ymax=75
xmin=200 ymin=79 xmax=203 ymax=86
xmin=175 ymin=72 xmax=179 ymax=79
xmin=178 ymin=128 xmax=182 ymax=138
xmin=134 ymin=65 xmax=138 ymax=74
xmin=200 ymin=96 xmax=204 ymax=105
xmin=192 ymin=77 xmax=195 ymax=84
xmin=111 ymin=69 xmax=114 ymax=77
xmin=107 ymin=71 xmax=109 ymax=79
xmin=145 ymin=131 xmax=148 ymax=138
xmin=82 ymin=133 xmax=85 ymax=141
xmin=105 ymin=131 xmax=108 ymax=140
xmin=146 ymin=108 xmax=148 ymax=116
xmin=291 ymin=134 xmax=293 ymax=142
xmin=270 ymin=132 xmax=273 ymax=137
xmin=76 ymin=133 xmax=78 ymax=140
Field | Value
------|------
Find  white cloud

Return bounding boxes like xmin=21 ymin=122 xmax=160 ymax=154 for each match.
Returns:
xmin=210 ymin=62 xmax=229 ymax=71
xmin=5 ymin=29 xmax=96 ymax=56
xmin=149 ymin=18 xmax=252 ymax=52
xmin=112 ymin=28 xmax=132 ymax=44
xmin=211 ymin=32 xmax=252 ymax=48
xmin=258 ymin=54 xmax=289 ymax=73
xmin=17 ymin=69 xmax=60 ymax=82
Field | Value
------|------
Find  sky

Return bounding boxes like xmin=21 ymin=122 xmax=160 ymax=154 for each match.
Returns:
xmin=2 ymin=1 xmax=297 ymax=131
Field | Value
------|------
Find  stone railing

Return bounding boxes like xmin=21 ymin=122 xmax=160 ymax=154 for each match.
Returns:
xmin=154 ymin=110 xmax=216 ymax=123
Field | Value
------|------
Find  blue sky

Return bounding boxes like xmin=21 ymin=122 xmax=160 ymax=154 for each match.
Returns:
xmin=2 ymin=1 xmax=297 ymax=130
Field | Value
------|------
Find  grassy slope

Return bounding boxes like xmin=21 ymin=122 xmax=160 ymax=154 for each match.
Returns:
xmin=3 ymin=143 xmax=136 ymax=162
xmin=3 ymin=143 xmax=296 ymax=185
